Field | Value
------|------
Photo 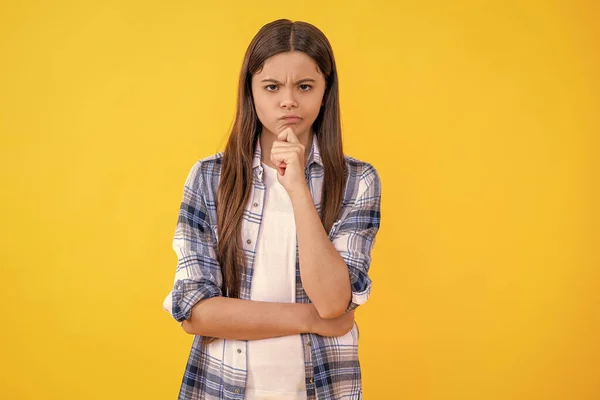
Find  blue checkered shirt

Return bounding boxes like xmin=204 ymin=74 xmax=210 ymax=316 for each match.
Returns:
xmin=163 ymin=133 xmax=382 ymax=399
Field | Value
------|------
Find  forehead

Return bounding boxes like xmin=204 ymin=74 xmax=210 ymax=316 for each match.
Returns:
xmin=255 ymin=51 xmax=322 ymax=78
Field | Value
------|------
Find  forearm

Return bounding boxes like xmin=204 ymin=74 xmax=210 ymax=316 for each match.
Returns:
xmin=181 ymin=296 xmax=314 ymax=340
xmin=290 ymin=185 xmax=351 ymax=319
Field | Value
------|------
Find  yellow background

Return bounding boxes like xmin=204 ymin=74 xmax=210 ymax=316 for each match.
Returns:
xmin=1 ymin=1 xmax=598 ymax=399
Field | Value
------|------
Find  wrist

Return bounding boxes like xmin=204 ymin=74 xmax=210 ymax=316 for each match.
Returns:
xmin=288 ymin=182 xmax=311 ymax=202
xmin=301 ymin=303 xmax=319 ymax=333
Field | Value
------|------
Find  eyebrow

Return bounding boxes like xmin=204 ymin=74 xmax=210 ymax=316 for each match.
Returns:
xmin=260 ymin=78 xmax=317 ymax=84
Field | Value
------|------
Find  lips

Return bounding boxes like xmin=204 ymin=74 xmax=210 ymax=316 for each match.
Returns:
xmin=281 ymin=115 xmax=302 ymax=123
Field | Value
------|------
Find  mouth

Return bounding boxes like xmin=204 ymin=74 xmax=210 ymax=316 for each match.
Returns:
xmin=280 ymin=116 xmax=302 ymax=123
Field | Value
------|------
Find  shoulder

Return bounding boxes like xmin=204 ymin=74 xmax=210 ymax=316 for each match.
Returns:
xmin=332 ymin=155 xmax=382 ymax=224
xmin=183 ymin=152 xmax=224 ymax=195
xmin=343 ymin=155 xmax=381 ymax=193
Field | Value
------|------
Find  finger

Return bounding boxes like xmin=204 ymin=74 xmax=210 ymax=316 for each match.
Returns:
xmin=277 ymin=127 xmax=293 ymax=141
xmin=277 ymin=127 xmax=300 ymax=144
xmin=271 ymin=143 xmax=304 ymax=154
xmin=285 ymin=130 xmax=300 ymax=144
xmin=271 ymin=151 xmax=299 ymax=165
xmin=270 ymin=151 xmax=288 ymax=166
xmin=272 ymin=148 xmax=304 ymax=163
xmin=269 ymin=154 xmax=288 ymax=176
xmin=270 ymin=153 xmax=286 ymax=166
xmin=272 ymin=141 xmax=301 ymax=151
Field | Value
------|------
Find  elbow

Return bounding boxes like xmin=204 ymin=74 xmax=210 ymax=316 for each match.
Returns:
xmin=314 ymin=289 xmax=352 ymax=319
xmin=315 ymin=302 xmax=348 ymax=320
xmin=182 ymin=319 xmax=210 ymax=336
xmin=178 ymin=295 xmax=218 ymax=335
xmin=181 ymin=319 xmax=196 ymax=335
xmin=180 ymin=299 xmax=216 ymax=335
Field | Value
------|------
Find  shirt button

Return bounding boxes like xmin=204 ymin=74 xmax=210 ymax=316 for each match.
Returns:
xmin=237 ymin=348 xmax=242 ymax=354
xmin=306 ymin=340 xmax=311 ymax=347
xmin=309 ymin=378 xmax=313 ymax=384
xmin=253 ymin=202 xmax=259 ymax=207
xmin=246 ymin=239 xmax=251 ymax=245
xmin=234 ymin=388 xmax=240 ymax=394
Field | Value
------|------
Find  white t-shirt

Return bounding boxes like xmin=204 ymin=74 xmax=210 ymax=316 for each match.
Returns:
xmin=245 ymin=162 xmax=307 ymax=400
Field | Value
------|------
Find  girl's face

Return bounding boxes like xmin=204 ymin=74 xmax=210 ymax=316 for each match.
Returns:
xmin=251 ymin=51 xmax=326 ymax=138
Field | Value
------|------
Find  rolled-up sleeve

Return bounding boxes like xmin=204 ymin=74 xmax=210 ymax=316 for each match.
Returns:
xmin=330 ymin=164 xmax=382 ymax=312
xmin=162 ymin=161 xmax=223 ymax=323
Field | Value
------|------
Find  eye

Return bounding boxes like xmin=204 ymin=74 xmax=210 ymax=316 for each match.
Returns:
xmin=299 ymin=84 xmax=312 ymax=91
xmin=264 ymin=84 xmax=278 ymax=92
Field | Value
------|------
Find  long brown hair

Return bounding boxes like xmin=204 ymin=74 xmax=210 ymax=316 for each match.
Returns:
xmin=217 ymin=19 xmax=346 ymax=300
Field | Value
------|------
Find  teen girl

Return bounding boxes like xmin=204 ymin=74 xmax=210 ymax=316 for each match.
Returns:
xmin=163 ymin=19 xmax=382 ymax=400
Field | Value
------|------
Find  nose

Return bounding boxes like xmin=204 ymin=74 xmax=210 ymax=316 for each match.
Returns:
xmin=279 ymin=88 xmax=298 ymax=109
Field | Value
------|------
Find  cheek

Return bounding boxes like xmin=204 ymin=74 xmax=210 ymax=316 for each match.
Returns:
xmin=308 ymin=100 xmax=322 ymax=115
xmin=304 ymin=95 xmax=324 ymax=119
xmin=254 ymin=90 xmax=272 ymax=109
xmin=253 ymin=98 xmax=281 ymax=132
xmin=252 ymin=93 xmax=270 ymax=121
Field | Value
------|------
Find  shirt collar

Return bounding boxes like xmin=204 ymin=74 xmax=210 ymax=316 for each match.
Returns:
xmin=252 ymin=132 xmax=323 ymax=170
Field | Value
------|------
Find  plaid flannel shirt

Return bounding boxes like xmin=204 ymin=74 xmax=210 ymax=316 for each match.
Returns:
xmin=163 ymin=133 xmax=382 ymax=399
